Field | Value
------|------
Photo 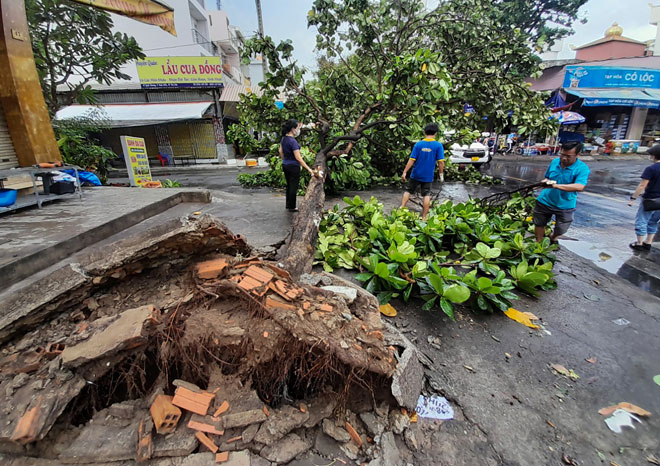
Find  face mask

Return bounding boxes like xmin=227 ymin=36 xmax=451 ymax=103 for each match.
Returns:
xmin=293 ymin=128 xmax=301 ymax=137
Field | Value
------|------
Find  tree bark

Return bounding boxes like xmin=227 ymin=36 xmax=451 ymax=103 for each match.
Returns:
xmin=279 ymin=150 xmax=328 ymax=278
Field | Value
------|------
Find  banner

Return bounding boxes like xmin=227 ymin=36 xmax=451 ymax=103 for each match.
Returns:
xmin=564 ymin=66 xmax=660 ymax=89
xmin=69 ymin=0 xmax=176 ymax=36
xmin=120 ymin=136 xmax=152 ymax=187
xmin=136 ymin=57 xmax=224 ymax=88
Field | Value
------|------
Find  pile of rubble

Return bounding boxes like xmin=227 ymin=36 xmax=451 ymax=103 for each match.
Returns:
xmin=0 ymin=215 xmax=426 ymax=465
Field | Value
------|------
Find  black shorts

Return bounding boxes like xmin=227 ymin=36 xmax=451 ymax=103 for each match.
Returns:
xmin=533 ymin=201 xmax=575 ymax=236
xmin=407 ymin=178 xmax=432 ymax=196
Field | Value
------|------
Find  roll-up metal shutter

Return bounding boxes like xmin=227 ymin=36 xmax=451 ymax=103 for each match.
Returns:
xmin=0 ymin=102 xmax=19 ymax=169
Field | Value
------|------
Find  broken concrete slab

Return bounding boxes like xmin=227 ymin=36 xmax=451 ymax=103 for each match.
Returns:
xmin=241 ymin=423 xmax=259 ymax=444
xmin=322 ymin=419 xmax=351 ymax=443
xmin=359 ymin=412 xmax=386 ymax=438
xmin=302 ymin=392 xmax=337 ymax=428
xmin=384 ymin=322 xmax=424 ymax=411
xmin=254 ymin=405 xmax=309 ymax=446
xmin=260 ymin=432 xmax=310 ymax=464
xmin=61 ymin=305 xmax=156 ymax=368
xmin=320 ymin=285 xmax=358 ymax=304
xmin=152 ymin=414 xmax=199 ymax=458
xmin=389 ymin=410 xmax=410 ymax=435
xmin=222 ymin=410 xmax=268 ymax=429
xmin=222 ymin=450 xmax=251 ymax=466
xmin=58 ymin=419 xmax=140 ymax=463
xmin=0 ymin=375 xmax=86 ymax=447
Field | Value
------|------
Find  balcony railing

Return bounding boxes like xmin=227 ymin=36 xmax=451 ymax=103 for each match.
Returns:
xmin=191 ymin=28 xmax=215 ymax=54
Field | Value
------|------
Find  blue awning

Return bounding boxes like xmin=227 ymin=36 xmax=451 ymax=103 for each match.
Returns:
xmin=564 ymin=88 xmax=660 ymax=108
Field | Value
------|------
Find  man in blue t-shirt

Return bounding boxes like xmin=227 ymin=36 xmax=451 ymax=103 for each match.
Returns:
xmin=400 ymin=123 xmax=445 ymax=220
xmin=533 ymin=141 xmax=590 ymax=244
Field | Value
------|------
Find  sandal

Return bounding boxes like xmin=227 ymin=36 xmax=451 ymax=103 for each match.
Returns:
xmin=629 ymin=242 xmax=650 ymax=251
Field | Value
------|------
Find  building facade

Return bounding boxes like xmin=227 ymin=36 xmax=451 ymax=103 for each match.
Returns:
xmin=55 ymin=1 xmax=256 ymax=165
xmin=531 ymin=22 xmax=660 ymax=153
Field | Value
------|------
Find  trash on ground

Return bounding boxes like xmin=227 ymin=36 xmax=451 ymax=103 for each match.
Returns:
xmin=598 ymin=402 xmax=651 ymax=417
xmin=612 ymin=318 xmax=630 ymax=326
xmin=585 ymin=357 xmax=597 ymax=364
xmin=598 ymin=252 xmax=612 ymax=261
xmin=415 ymin=395 xmax=454 ymax=420
xmin=379 ymin=303 xmax=397 ymax=317
xmin=504 ymin=308 xmax=540 ymax=329
xmin=583 ymin=293 xmax=600 ymax=301
xmin=604 ymin=409 xmax=642 ymax=433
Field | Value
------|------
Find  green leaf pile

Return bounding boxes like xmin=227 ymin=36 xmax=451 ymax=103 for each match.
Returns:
xmin=316 ymin=194 xmax=558 ymax=319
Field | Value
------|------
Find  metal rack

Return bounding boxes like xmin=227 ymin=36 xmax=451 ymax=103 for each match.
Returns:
xmin=0 ymin=165 xmax=83 ymax=214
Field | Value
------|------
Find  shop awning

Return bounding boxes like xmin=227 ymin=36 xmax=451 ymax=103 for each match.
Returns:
xmin=564 ymin=88 xmax=660 ymax=108
xmin=55 ymin=102 xmax=215 ymax=127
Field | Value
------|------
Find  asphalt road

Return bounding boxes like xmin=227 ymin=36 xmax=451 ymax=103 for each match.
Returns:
xmin=484 ymin=157 xmax=660 ymax=297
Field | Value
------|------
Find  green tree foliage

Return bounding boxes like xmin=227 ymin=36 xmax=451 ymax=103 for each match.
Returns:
xmin=26 ymin=0 xmax=145 ymax=115
xmin=238 ymin=0 xmax=561 ymax=182
xmin=317 ymin=194 xmax=557 ymax=317
xmin=492 ymin=0 xmax=588 ymax=49
xmin=54 ymin=111 xmax=117 ymax=183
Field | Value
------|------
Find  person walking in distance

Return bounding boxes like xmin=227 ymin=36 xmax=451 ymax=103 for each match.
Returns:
xmin=279 ymin=119 xmax=315 ymax=212
xmin=628 ymin=144 xmax=660 ymax=250
xmin=400 ymin=123 xmax=445 ymax=220
xmin=533 ymin=141 xmax=590 ymax=245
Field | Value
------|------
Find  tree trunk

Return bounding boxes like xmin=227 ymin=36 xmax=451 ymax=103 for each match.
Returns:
xmin=279 ymin=150 xmax=328 ymax=278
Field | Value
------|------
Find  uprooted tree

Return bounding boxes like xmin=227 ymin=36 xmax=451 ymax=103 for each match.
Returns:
xmin=242 ymin=0 xmax=559 ymax=278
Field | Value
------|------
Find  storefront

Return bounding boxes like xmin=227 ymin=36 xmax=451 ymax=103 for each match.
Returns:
xmin=55 ymin=101 xmax=223 ymax=164
xmin=556 ymin=64 xmax=660 ymax=153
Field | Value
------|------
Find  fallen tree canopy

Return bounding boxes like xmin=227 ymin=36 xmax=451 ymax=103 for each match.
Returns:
xmin=315 ymin=194 xmax=558 ymax=317
xmin=0 ymin=214 xmax=425 ymax=465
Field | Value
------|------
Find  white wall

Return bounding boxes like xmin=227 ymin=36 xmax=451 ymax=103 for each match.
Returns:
xmin=109 ymin=0 xmax=213 ymax=83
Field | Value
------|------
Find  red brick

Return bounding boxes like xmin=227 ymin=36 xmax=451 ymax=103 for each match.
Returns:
xmin=11 ymin=398 xmax=42 ymax=444
xmin=187 ymin=419 xmax=224 ymax=436
xmin=150 ymin=395 xmax=181 ymax=434
xmin=196 ymin=431 xmax=218 ymax=453
xmin=215 ymin=451 xmax=229 ymax=463
xmin=172 ymin=387 xmax=215 ymax=415
xmin=319 ymin=303 xmax=333 ymax=312
xmin=197 ymin=259 xmax=229 ymax=279
xmin=243 ymin=265 xmax=274 ymax=284
xmin=213 ymin=400 xmax=229 ymax=417
xmin=302 ymin=301 xmax=311 ymax=310
xmin=238 ymin=276 xmax=261 ymax=291
xmin=264 ymin=264 xmax=292 ymax=281
xmin=137 ymin=418 xmax=152 ymax=462
xmin=345 ymin=421 xmax=363 ymax=446
xmin=265 ymin=296 xmax=297 ymax=311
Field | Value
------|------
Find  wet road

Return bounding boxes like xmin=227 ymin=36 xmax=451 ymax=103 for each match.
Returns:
xmin=485 ymin=157 xmax=660 ymax=297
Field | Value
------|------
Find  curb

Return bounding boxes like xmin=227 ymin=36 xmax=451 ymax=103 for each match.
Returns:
xmin=0 ymin=189 xmax=211 ymax=293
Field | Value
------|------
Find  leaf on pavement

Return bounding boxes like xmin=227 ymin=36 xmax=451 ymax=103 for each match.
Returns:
xmin=551 ymin=364 xmax=570 ymax=377
xmin=598 ymin=402 xmax=651 ymax=417
xmin=504 ymin=307 xmax=539 ymax=329
xmin=379 ymin=303 xmax=397 ymax=317
xmin=653 ymin=375 xmax=660 ymax=387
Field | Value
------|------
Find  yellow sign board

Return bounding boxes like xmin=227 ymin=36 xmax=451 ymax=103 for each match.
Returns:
xmin=120 ymin=136 xmax=152 ymax=187
xmin=69 ymin=0 xmax=176 ymax=36
xmin=136 ymin=57 xmax=224 ymax=88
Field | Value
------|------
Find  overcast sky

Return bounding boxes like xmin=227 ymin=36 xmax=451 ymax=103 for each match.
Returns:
xmin=205 ymin=0 xmax=659 ymax=68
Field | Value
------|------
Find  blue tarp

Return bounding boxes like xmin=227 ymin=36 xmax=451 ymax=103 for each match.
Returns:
xmin=565 ymin=88 xmax=660 ymax=108
xmin=61 ymin=169 xmax=101 ymax=186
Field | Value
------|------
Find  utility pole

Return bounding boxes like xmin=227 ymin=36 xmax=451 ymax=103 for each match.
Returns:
xmin=255 ymin=0 xmax=267 ymax=78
